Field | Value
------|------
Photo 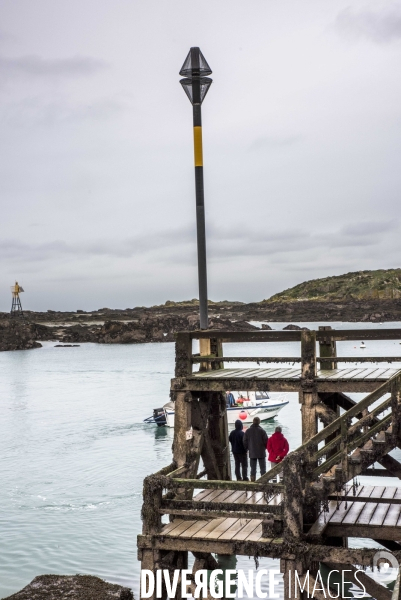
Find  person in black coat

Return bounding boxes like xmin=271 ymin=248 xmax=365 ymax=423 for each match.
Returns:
xmin=243 ymin=417 xmax=268 ymax=481
xmin=229 ymin=419 xmax=249 ymax=481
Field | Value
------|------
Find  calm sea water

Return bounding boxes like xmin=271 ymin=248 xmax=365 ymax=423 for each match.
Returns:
xmin=1 ymin=322 xmax=401 ymax=598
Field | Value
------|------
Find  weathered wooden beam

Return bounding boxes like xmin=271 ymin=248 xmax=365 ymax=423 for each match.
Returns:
xmin=167 ymin=465 xmax=190 ymax=479
xmin=153 ymin=462 xmax=177 ymax=477
xmin=324 ymin=562 xmax=392 ymax=600
xmin=161 ymin=499 xmax=283 ymax=515
xmin=200 ymin=429 xmax=221 ymax=480
xmin=325 ymin=524 xmax=401 ymax=541
xmin=317 ymin=356 xmax=401 ymax=363
xmin=361 ymin=468 xmax=397 ymax=477
xmin=190 ymin=330 xmax=302 ymax=342
xmin=180 ymin=378 xmax=302 ymax=392
xmin=315 ymin=402 xmax=338 ymax=425
xmin=137 ymin=535 xmax=401 ymax=565
xmin=171 ymin=477 xmax=284 ymax=492
xmin=188 ymin=327 xmax=401 ymax=342
xmin=374 ymin=540 xmax=401 ymax=552
xmin=258 ymin=462 xmax=283 ymax=483
xmin=193 ymin=355 xmax=401 ymax=364
xmin=174 ymin=377 xmax=385 ymax=394
xmin=159 ymin=508 xmax=279 ymax=520
xmin=192 ymin=356 xmax=301 ymax=363
xmin=327 ymin=495 xmax=401 ymax=504
xmin=192 ymin=552 xmax=218 ymax=571
xmin=379 ymin=454 xmax=401 ymax=479
xmin=316 ymin=329 xmax=401 ymax=342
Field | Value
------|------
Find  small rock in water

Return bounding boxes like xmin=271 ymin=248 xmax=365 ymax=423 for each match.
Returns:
xmin=2 ymin=574 xmax=134 ymax=600
xmin=261 ymin=324 xmax=272 ymax=330
xmin=283 ymin=324 xmax=310 ymax=331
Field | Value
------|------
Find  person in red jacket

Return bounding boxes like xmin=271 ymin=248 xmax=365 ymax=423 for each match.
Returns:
xmin=267 ymin=426 xmax=289 ymax=477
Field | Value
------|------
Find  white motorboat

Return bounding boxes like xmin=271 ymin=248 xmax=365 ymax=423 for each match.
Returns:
xmin=360 ymin=342 xmax=366 ymax=349
xmin=160 ymin=391 xmax=289 ymax=428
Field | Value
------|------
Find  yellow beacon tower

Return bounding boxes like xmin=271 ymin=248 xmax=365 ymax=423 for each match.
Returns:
xmin=11 ymin=281 xmax=24 ymax=317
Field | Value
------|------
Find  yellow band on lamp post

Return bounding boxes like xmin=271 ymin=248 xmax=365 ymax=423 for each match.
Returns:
xmin=193 ymin=126 xmax=203 ymax=166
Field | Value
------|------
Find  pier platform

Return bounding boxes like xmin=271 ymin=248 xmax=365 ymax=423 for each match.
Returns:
xmin=138 ymin=327 xmax=401 ymax=599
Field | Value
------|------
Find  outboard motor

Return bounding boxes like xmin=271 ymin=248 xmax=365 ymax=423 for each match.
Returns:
xmin=153 ymin=407 xmax=167 ymax=427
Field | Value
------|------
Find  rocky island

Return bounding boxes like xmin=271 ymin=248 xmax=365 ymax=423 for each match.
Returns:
xmin=2 ymin=574 xmax=133 ymax=600
xmin=2 ymin=269 xmax=401 ymax=351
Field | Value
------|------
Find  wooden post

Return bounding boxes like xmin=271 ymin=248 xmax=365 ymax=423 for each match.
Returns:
xmin=172 ymin=391 xmax=193 ymax=467
xmin=210 ymin=337 xmax=223 ymax=370
xmin=301 ymin=329 xmax=316 ymax=379
xmin=391 ymin=376 xmax=401 ymax=443
xmin=281 ymin=558 xmax=305 ymax=600
xmin=300 ymin=330 xmax=317 ymax=444
xmin=140 ymin=549 xmax=158 ymax=600
xmin=175 ymin=332 xmax=192 ymax=377
xmin=218 ymin=391 xmax=231 ymax=480
xmin=140 ymin=477 xmax=164 ymax=599
xmin=201 ymin=392 xmax=231 ymax=480
xmin=199 ymin=337 xmax=211 ymax=372
xmin=282 ymin=452 xmax=303 ymax=539
xmin=319 ymin=325 xmax=337 ymax=370
xmin=340 ymin=418 xmax=349 ymax=483
xmin=199 ymin=336 xmax=223 ymax=371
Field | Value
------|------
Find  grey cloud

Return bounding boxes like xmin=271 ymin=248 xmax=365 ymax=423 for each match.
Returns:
xmin=341 ymin=220 xmax=397 ymax=236
xmin=335 ymin=6 xmax=401 ymax=43
xmin=0 ymin=55 xmax=108 ymax=78
xmin=0 ymin=227 xmax=196 ymax=263
xmin=2 ymin=97 xmax=126 ymax=128
xmin=4 ymin=218 xmax=394 ymax=267
xmin=249 ymin=134 xmax=304 ymax=151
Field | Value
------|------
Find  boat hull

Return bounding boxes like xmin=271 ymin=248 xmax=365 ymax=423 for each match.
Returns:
xmin=164 ymin=400 xmax=289 ymax=429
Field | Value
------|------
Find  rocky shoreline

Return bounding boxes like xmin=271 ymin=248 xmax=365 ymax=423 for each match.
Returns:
xmin=2 ymin=298 xmax=401 ymax=352
xmin=2 ymin=574 xmax=133 ymax=599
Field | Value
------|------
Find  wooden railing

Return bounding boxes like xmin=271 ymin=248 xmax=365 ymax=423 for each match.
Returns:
xmin=142 ymin=471 xmax=284 ymax=535
xmin=175 ymin=328 xmax=401 ymax=377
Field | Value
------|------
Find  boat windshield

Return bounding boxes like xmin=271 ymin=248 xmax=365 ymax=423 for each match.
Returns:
xmin=255 ymin=392 xmax=269 ymax=400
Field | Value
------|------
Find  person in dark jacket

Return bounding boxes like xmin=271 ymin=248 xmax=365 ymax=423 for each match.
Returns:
xmin=243 ymin=417 xmax=268 ymax=481
xmin=226 ymin=391 xmax=236 ymax=408
xmin=229 ymin=419 xmax=249 ymax=481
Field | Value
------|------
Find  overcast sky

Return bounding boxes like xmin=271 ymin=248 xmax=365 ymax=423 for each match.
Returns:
xmin=1 ymin=0 xmax=400 ymax=311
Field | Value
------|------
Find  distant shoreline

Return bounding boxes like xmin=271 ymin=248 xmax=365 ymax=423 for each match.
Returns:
xmin=2 ymin=297 xmax=401 ymax=352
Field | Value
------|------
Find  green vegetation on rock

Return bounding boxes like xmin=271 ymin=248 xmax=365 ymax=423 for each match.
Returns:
xmin=264 ymin=269 xmax=401 ymax=303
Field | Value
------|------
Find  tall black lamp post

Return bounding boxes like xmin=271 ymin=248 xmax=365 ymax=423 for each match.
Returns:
xmin=179 ymin=47 xmax=212 ymax=330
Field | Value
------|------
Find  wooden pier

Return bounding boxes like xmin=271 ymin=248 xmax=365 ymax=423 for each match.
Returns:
xmin=138 ymin=327 xmax=401 ymax=599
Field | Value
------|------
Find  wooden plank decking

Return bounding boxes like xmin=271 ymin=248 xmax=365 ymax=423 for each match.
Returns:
xmin=318 ymin=486 xmax=401 ymax=541
xmin=193 ymin=367 xmax=400 ymax=380
xmin=186 ymin=366 xmax=401 ymax=392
